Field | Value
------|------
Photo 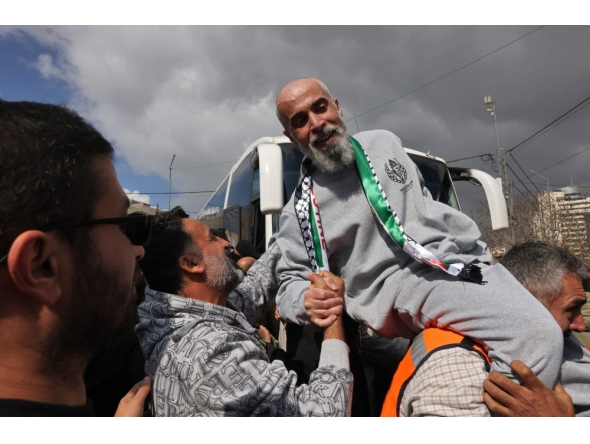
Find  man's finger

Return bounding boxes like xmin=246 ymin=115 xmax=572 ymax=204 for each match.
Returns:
xmin=323 ymin=276 xmax=338 ymax=291
xmin=304 ymin=288 xmax=339 ymax=303
xmin=304 ymin=293 xmax=343 ymax=310
xmin=553 ymin=381 xmax=567 ymax=395
xmin=123 ymin=376 xmax=151 ymax=399
xmin=482 ymin=391 xmax=511 ymax=417
xmin=552 ymin=383 xmax=575 ymax=416
xmin=115 ymin=376 xmax=152 ymax=417
xmin=133 ymin=377 xmax=152 ymax=400
xmin=509 ymin=360 xmax=546 ymax=391
xmin=318 ymin=271 xmax=338 ymax=291
xmin=309 ymin=305 xmax=343 ymax=320
xmin=312 ymin=315 xmax=337 ymax=328
xmin=308 ymin=273 xmax=329 ymax=290
xmin=483 ymin=378 xmax=517 ymax=410
xmin=487 ymin=370 xmax=525 ymax=398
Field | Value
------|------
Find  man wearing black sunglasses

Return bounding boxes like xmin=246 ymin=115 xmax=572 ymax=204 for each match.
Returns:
xmin=0 ymin=99 xmax=151 ymax=416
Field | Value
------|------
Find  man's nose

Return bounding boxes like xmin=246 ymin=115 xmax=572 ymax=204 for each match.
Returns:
xmin=570 ymin=313 xmax=587 ymax=333
xmin=309 ymin=112 xmax=325 ymax=132
xmin=134 ymin=245 xmax=145 ymax=261
xmin=221 ymin=238 xmax=232 ymax=255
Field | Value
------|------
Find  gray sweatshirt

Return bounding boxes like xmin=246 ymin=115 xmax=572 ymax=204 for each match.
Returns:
xmin=561 ymin=335 xmax=590 ymax=416
xmin=276 ymin=129 xmax=563 ymax=388
xmin=135 ymin=241 xmax=353 ymax=417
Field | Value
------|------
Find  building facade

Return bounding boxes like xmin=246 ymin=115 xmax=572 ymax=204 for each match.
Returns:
xmin=537 ymin=185 xmax=590 ymax=260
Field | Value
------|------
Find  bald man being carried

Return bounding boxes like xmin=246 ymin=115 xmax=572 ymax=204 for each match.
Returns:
xmin=273 ymin=77 xmax=563 ymax=392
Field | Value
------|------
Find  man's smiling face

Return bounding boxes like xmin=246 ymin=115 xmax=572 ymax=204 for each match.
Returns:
xmin=276 ymin=78 xmax=354 ymax=174
xmin=277 ymin=78 xmax=345 ymax=150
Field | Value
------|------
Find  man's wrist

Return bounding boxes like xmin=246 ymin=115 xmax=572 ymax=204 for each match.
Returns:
xmin=324 ymin=317 xmax=346 ymax=341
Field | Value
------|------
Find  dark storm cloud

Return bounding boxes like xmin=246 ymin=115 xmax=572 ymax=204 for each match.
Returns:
xmin=3 ymin=25 xmax=589 ymax=215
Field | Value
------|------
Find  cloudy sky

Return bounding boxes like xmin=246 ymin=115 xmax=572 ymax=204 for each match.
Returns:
xmin=1 ymin=24 xmax=588 ymax=218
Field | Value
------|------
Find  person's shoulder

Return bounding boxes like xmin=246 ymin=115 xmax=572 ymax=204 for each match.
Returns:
xmin=353 ymin=129 xmax=403 ymax=149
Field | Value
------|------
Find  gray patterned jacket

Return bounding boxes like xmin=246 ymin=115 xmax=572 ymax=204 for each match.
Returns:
xmin=135 ymin=239 xmax=353 ymax=416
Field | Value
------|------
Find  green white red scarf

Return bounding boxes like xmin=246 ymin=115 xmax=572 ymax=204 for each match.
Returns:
xmin=294 ymin=136 xmax=484 ymax=284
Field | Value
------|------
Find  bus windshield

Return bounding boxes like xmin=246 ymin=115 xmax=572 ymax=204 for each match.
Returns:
xmin=280 ymin=143 xmax=305 ymax=203
xmin=407 ymin=154 xmax=460 ymax=211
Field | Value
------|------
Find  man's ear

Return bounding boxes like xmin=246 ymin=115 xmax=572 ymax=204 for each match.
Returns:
xmin=179 ymin=253 xmax=205 ymax=276
xmin=282 ymin=129 xmax=298 ymax=146
xmin=334 ymin=97 xmax=344 ymax=118
xmin=7 ymin=231 xmax=64 ymax=306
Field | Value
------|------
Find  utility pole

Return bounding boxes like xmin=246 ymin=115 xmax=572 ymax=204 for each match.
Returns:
xmin=509 ymin=179 xmax=515 ymax=244
xmin=484 ymin=96 xmax=511 ymax=225
xmin=168 ymin=154 xmax=176 ymax=211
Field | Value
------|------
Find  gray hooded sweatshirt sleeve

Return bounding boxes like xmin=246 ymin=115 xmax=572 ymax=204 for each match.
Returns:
xmin=275 ymin=129 xmax=562 ymax=388
xmin=227 ymin=236 xmax=280 ymax=326
xmin=561 ymin=335 xmax=590 ymax=416
xmin=136 ymin=289 xmax=353 ymax=417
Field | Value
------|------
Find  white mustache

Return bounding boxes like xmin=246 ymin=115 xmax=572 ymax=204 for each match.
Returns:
xmin=309 ymin=124 xmax=341 ymax=148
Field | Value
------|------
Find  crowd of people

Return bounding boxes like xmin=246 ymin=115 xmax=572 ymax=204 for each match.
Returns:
xmin=0 ymin=77 xmax=588 ymax=417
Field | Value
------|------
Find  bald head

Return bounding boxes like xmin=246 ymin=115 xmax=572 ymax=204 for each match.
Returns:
xmin=276 ymin=78 xmax=333 ymax=127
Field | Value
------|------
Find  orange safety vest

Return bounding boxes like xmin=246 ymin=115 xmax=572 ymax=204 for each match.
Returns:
xmin=380 ymin=328 xmax=491 ymax=417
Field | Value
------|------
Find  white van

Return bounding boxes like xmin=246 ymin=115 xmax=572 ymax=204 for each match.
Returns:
xmin=197 ymin=136 xmax=508 ymax=253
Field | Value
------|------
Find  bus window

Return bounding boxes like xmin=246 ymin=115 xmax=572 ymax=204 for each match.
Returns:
xmin=198 ymin=175 xmax=229 ymax=229
xmin=227 ymin=156 xmax=255 ymax=241
xmin=280 ymin=143 xmax=304 ymax=204
xmin=250 ymin=198 xmax=266 ymax=255
xmin=408 ymin=154 xmax=460 ymax=211
xmin=249 ymin=168 xmax=267 ymax=254
xmin=223 ymin=204 xmax=240 ymax=247
xmin=252 ymin=166 xmax=260 ymax=201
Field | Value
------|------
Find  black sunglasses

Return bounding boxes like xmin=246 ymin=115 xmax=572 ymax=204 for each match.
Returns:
xmin=0 ymin=213 xmax=153 ymax=265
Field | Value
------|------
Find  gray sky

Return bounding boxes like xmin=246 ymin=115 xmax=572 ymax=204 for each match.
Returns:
xmin=1 ymin=24 xmax=589 ymax=217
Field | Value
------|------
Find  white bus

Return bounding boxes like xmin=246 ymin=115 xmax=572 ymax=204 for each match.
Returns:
xmin=197 ymin=136 xmax=508 ymax=254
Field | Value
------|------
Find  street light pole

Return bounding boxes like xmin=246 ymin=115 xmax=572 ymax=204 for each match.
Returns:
xmin=168 ymin=154 xmax=176 ymax=210
xmin=485 ymin=96 xmax=514 ymax=243
xmin=484 ymin=96 xmax=508 ymax=201
xmin=530 ymin=170 xmax=550 ymax=195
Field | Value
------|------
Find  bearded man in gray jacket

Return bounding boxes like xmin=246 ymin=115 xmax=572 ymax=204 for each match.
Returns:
xmin=274 ymin=77 xmax=563 ymax=390
xmin=135 ymin=206 xmax=353 ymax=416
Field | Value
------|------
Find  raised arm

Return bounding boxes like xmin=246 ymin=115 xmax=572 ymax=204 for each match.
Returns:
xmin=228 ymin=236 xmax=281 ymax=326
xmin=275 ymin=205 xmax=320 ymax=325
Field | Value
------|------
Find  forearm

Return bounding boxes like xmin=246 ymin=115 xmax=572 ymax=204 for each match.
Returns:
xmin=275 ymin=208 xmax=316 ymax=325
xmin=324 ymin=316 xmax=345 ymax=342
xmin=228 ymin=236 xmax=281 ymax=325
xmin=276 ymin=281 xmax=311 ymax=325
xmin=232 ymin=341 xmax=352 ymax=416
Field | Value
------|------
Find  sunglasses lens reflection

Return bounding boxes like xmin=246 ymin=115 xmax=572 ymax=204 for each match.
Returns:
xmin=125 ymin=215 xmax=153 ymax=246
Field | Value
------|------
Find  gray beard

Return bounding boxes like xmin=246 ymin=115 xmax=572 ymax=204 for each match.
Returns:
xmin=303 ymin=122 xmax=355 ymax=174
xmin=204 ymin=254 xmax=242 ymax=294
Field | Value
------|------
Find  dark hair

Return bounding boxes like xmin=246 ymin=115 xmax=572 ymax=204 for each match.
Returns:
xmin=210 ymin=228 xmax=228 ymax=242
xmin=0 ymin=100 xmax=114 ymax=255
xmin=500 ymin=241 xmax=589 ymax=307
xmin=139 ymin=206 xmax=199 ymax=295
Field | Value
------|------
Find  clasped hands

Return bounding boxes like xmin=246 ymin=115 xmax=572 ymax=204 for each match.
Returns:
xmin=304 ymin=270 xmax=345 ymax=328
